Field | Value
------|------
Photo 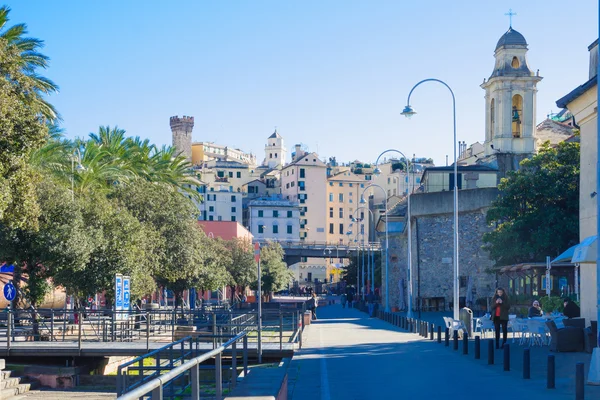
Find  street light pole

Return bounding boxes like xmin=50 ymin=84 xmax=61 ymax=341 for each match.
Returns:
xmin=374 ymin=149 xmax=414 ymax=317
xmin=361 ymin=184 xmax=389 ymax=311
xmin=401 ymin=78 xmax=459 ymax=320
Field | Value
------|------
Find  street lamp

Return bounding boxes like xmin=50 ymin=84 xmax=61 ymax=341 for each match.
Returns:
xmin=374 ymin=149 xmax=414 ymax=318
xmin=361 ymin=184 xmax=389 ymax=311
xmin=352 ymin=207 xmax=374 ymax=301
xmin=401 ymin=78 xmax=459 ymax=320
xmin=71 ymin=148 xmax=85 ymax=201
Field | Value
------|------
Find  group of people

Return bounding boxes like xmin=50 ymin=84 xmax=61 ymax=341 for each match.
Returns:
xmin=491 ymin=287 xmax=581 ymax=350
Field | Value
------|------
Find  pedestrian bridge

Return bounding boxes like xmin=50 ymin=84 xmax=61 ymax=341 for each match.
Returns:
xmin=254 ymin=240 xmax=382 ymax=264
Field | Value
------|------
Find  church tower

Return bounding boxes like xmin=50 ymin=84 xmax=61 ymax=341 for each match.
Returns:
xmin=170 ymin=115 xmax=194 ymax=160
xmin=481 ymin=25 xmax=542 ymax=169
xmin=263 ymin=128 xmax=287 ymax=168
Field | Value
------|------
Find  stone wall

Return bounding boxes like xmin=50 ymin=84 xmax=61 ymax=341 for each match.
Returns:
xmin=385 ymin=188 xmax=499 ymax=312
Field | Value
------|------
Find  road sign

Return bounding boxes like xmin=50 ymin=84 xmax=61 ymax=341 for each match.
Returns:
xmin=115 ymin=274 xmax=123 ymax=311
xmin=254 ymin=242 xmax=260 ymax=263
xmin=3 ymin=282 xmax=16 ymax=301
xmin=123 ymin=276 xmax=131 ymax=311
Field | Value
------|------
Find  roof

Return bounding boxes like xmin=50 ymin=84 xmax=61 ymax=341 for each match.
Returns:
xmin=536 ymin=118 xmax=575 ymax=145
xmin=268 ymin=129 xmax=282 ymax=139
xmin=497 ymin=262 xmax=574 ymax=273
xmin=495 ymin=27 xmax=527 ymax=51
xmin=556 ymin=75 xmax=598 ymax=108
xmin=424 ymin=165 xmax=498 ymax=173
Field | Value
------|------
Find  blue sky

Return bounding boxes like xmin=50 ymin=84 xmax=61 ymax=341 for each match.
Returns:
xmin=6 ymin=0 xmax=598 ymax=166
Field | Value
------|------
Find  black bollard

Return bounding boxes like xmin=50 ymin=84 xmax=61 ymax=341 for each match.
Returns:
xmin=422 ymin=321 xmax=426 ymax=337
xmin=437 ymin=325 xmax=442 ymax=343
xmin=523 ymin=348 xmax=530 ymax=379
xmin=576 ymin=363 xmax=584 ymax=400
xmin=474 ymin=336 xmax=480 ymax=359
xmin=503 ymin=344 xmax=510 ymax=371
xmin=430 ymin=323 xmax=434 ymax=340
xmin=547 ymin=355 xmax=555 ymax=389
xmin=453 ymin=330 xmax=458 ymax=350
xmin=445 ymin=328 xmax=449 ymax=347
xmin=462 ymin=334 xmax=468 ymax=355
xmin=487 ymin=339 xmax=494 ymax=365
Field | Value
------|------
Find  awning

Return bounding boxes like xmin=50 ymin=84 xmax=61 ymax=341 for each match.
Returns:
xmin=571 ymin=235 xmax=597 ymax=263
xmin=551 ymin=244 xmax=579 ymax=264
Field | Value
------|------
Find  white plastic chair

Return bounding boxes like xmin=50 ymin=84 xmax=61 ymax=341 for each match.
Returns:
xmin=479 ymin=318 xmax=495 ymax=339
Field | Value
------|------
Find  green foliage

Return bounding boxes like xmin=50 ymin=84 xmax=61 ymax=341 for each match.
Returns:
xmin=483 ymin=142 xmax=580 ymax=265
xmin=343 ymin=250 xmax=381 ymax=287
xmin=540 ymin=296 xmax=564 ymax=313
xmin=258 ymin=242 xmax=292 ymax=294
xmin=223 ymin=237 xmax=256 ymax=300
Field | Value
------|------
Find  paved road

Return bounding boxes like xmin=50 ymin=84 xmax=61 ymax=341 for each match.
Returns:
xmin=288 ymin=305 xmax=582 ymax=400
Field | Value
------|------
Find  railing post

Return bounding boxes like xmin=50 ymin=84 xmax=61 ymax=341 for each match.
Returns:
xmin=50 ymin=309 xmax=54 ymax=341
xmin=111 ymin=310 xmax=116 ymax=342
xmin=78 ymin=312 xmax=83 ymax=353
xmin=576 ymin=362 xmax=584 ymax=400
xmin=151 ymin=385 xmax=163 ymax=400
xmin=243 ymin=335 xmax=248 ymax=377
xmin=279 ymin=312 xmax=283 ymax=351
xmin=146 ymin=312 xmax=150 ymax=352
xmin=444 ymin=328 xmax=449 ymax=347
xmin=430 ymin=323 xmax=434 ymax=340
xmin=116 ymin=366 xmax=123 ymax=396
xmin=547 ymin=354 xmax=555 ymax=389
xmin=7 ymin=311 xmax=11 ymax=353
xmin=231 ymin=341 xmax=237 ymax=389
xmin=474 ymin=336 xmax=480 ymax=359
xmin=215 ymin=352 xmax=223 ymax=400
xmin=453 ymin=330 xmax=458 ymax=350
xmin=191 ymin=363 xmax=200 ymax=400
xmin=437 ymin=325 xmax=441 ymax=343
xmin=212 ymin=313 xmax=217 ymax=349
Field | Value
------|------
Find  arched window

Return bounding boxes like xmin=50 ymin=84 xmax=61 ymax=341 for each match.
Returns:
xmin=511 ymin=56 xmax=520 ymax=68
xmin=490 ymin=98 xmax=495 ymax=140
xmin=511 ymin=94 xmax=523 ymax=138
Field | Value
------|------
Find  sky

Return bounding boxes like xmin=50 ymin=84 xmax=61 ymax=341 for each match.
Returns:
xmin=5 ymin=0 xmax=598 ymax=166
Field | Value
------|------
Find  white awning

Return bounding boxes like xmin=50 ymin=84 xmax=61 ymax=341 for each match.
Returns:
xmin=571 ymin=235 xmax=597 ymax=263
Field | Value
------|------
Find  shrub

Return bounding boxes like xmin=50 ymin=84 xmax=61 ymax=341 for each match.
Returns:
xmin=540 ymin=296 xmax=564 ymax=313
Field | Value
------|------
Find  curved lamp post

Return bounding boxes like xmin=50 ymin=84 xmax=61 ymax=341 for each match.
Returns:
xmin=374 ymin=149 xmax=414 ymax=318
xmin=401 ymin=78 xmax=459 ymax=320
xmin=351 ymin=206 xmax=374 ymax=301
xmin=361 ymin=183 xmax=389 ymax=311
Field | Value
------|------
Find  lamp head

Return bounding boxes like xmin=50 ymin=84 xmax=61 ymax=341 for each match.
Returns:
xmin=401 ymin=105 xmax=416 ymax=118
xmin=75 ymin=163 xmax=86 ymax=172
xmin=360 ymin=195 xmax=366 ymax=204
xmin=373 ymin=167 xmax=382 ymax=176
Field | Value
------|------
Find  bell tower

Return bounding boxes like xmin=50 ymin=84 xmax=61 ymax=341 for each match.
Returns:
xmin=481 ymin=25 xmax=542 ymax=159
xmin=263 ymin=128 xmax=286 ymax=168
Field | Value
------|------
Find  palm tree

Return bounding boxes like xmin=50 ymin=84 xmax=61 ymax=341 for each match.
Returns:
xmin=0 ymin=6 xmax=59 ymax=121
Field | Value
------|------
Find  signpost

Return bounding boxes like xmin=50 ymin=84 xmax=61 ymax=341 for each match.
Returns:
xmin=115 ymin=274 xmax=123 ymax=319
xmin=123 ymin=276 xmax=131 ymax=317
xmin=254 ymin=242 xmax=262 ymax=363
xmin=3 ymin=282 xmax=16 ymax=302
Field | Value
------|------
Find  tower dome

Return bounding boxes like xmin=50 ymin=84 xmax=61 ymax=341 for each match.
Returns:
xmin=495 ymin=27 xmax=528 ymax=51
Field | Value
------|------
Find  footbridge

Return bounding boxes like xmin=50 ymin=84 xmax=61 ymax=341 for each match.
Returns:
xmin=255 ymin=240 xmax=382 ymax=264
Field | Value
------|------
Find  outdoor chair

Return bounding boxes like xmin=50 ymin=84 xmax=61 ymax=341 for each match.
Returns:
xmin=564 ymin=318 xmax=585 ymax=329
xmin=510 ymin=318 xmax=529 ymax=345
xmin=443 ymin=317 xmax=467 ymax=339
xmin=545 ymin=320 xmax=585 ymax=352
xmin=584 ymin=321 xmax=598 ymax=353
xmin=478 ymin=318 xmax=495 ymax=339
xmin=526 ymin=319 xmax=549 ymax=346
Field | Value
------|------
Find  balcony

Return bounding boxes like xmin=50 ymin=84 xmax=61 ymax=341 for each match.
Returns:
xmin=215 ymin=177 xmax=229 ymax=183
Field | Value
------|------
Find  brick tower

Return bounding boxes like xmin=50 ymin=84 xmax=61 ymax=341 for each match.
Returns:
xmin=170 ymin=115 xmax=194 ymax=160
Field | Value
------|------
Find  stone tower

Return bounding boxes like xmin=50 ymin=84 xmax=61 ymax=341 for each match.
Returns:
xmin=263 ymin=128 xmax=287 ymax=168
xmin=170 ymin=115 xmax=194 ymax=160
xmin=481 ymin=26 xmax=542 ymax=174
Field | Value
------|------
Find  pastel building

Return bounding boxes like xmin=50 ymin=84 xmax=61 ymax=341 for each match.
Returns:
xmin=247 ymin=197 xmax=301 ymax=242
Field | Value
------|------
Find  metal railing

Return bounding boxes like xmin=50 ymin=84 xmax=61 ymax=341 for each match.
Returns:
xmin=117 ymin=332 xmax=248 ymax=400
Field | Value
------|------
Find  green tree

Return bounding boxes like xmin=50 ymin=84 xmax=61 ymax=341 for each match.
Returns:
xmin=483 ymin=142 xmax=580 ymax=266
xmin=223 ymin=237 xmax=256 ymax=303
xmin=258 ymin=242 xmax=292 ymax=295
xmin=343 ymin=250 xmax=382 ymax=288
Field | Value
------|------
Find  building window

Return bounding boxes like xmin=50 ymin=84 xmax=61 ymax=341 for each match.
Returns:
xmin=329 ymin=193 xmax=334 ymax=202
xmin=231 ymin=195 xmax=236 ymax=202
xmin=360 ymin=184 xmax=364 ymax=188
xmin=329 ymin=207 xmax=334 ymax=218
xmin=231 ymin=216 xmax=236 ymax=222
xmin=300 ymin=168 xmax=305 ymax=178
xmin=258 ymin=225 xmax=264 ymax=234
xmin=329 ymin=223 xmax=334 ymax=234
xmin=329 ymin=182 xmax=333 ymax=186
xmin=258 ymin=210 xmax=263 ymax=217
xmin=209 ymin=215 xmax=214 ymax=221
xmin=229 ymin=171 xmax=233 ymax=178
xmin=339 ymin=183 xmax=343 ymax=187
xmin=299 ymin=181 xmax=305 ymax=191
xmin=512 ymin=94 xmax=523 ymax=138
xmin=231 ymin=207 xmax=236 ymax=213
xmin=273 ymin=210 xmax=279 ymax=217
xmin=339 ymin=208 xmax=343 ymax=218
xmin=287 ymin=225 xmax=293 ymax=234
xmin=361 ymin=211 xmax=364 ymax=220
xmin=349 ymin=183 xmax=353 ymax=187
xmin=287 ymin=210 xmax=293 ymax=218
xmin=217 ymin=171 xmax=224 ymax=178
xmin=339 ymin=223 xmax=344 ymax=234
xmin=270 ymin=153 xmax=273 ymax=158
xmin=339 ymin=193 xmax=344 ymax=202
xmin=218 ymin=216 xmax=222 ymax=221
xmin=273 ymin=224 xmax=278 ymax=234
xmin=237 ymin=172 xmax=241 ymax=178
xmin=209 ymin=206 xmax=214 ymax=212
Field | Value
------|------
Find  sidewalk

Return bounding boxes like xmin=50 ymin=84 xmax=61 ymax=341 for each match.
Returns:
xmin=287 ymin=305 xmax=586 ymax=400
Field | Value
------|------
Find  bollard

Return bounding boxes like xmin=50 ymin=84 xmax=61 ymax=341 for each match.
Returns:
xmin=576 ymin=363 xmax=584 ymax=400
xmin=430 ymin=323 xmax=434 ymax=340
xmin=445 ymin=328 xmax=449 ymax=347
xmin=462 ymin=334 xmax=468 ymax=355
xmin=453 ymin=330 xmax=458 ymax=350
xmin=487 ymin=339 xmax=494 ymax=365
xmin=437 ymin=325 xmax=442 ymax=343
xmin=474 ymin=336 xmax=480 ymax=359
xmin=523 ymin=348 xmax=530 ymax=379
xmin=503 ymin=344 xmax=510 ymax=371
xmin=547 ymin=355 xmax=555 ymax=389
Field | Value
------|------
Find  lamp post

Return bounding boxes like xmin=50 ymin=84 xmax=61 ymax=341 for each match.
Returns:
xmin=401 ymin=78 xmax=459 ymax=320
xmin=361 ymin=184 xmax=389 ymax=311
xmin=373 ymin=149 xmax=414 ymax=318
xmin=71 ymin=148 xmax=85 ymax=201
xmin=352 ymin=207 xmax=374 ymax=301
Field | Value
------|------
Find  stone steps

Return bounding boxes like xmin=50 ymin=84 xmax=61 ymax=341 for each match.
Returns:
xmin=0 ymin=363 xmax=39 ymax=400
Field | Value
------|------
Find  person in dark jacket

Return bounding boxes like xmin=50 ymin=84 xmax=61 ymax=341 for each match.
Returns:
xmin=563 ymin=298 xmax=581 ymax=318
xmin=528 ymin=300 xmax=543 ymax=318
xmin=491 ymin=288 xmax=510 ymax=349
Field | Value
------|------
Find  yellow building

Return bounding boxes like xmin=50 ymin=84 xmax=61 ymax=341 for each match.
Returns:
xmin=556 ymin=39 xmax=598 ymax=324
xmin=326 ymin=171 xmax=370 ymax=245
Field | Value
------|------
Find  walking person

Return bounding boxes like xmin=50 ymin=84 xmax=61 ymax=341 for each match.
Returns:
xmin=491 ymin=288 xmax=510 ymax=349
xmin=310 ymin=292 xmax=319 ymax=320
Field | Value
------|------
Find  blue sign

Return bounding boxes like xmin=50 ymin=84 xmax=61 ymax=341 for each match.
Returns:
xmin=3 ymin=282 xmax=16 ymax=301
xmin=123 ymin=276 xmax=131 ymax=311
xmin=115 ymin=275 xmax=123 ymax=310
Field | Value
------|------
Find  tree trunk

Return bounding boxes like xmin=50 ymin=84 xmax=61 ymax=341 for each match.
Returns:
xmin=31 ymin=301 xmax=40 ymax=341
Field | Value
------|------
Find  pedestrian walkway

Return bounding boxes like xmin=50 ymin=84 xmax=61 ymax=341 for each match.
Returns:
xmin=287 ymin=305 xmax=578 ymax=400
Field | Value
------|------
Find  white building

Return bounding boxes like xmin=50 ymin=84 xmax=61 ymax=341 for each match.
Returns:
xmin=263 ymin=129 xmax=287 ymax=169
xmin=248 ymin=197 xmax=301 ymax=242
xmin=197 ymin=184 xmax=243 ymax=223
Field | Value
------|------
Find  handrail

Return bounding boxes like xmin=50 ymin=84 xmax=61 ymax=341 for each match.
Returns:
xmin=118 ymin=331 xmax=247 ymax=400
